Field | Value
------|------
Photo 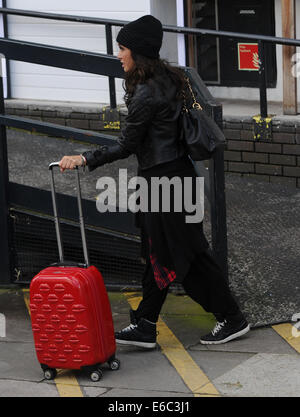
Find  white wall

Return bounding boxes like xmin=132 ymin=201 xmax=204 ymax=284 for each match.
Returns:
xmin=208 ymin=0 xmax=300 ymax=104
xmin=150 ymin=0 xmax=178 ymax=65
xmin=7 ymin=0 xmax=151 ymax=103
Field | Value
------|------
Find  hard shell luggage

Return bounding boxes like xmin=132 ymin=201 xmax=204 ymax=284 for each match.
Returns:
xmin=29 ymin=162 xmax=119 ymax=382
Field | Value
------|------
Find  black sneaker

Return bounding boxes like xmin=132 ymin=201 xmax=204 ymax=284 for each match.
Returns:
xmin=115 ymin=316 xmax=157 ymax=349
xmin=199 ymin=319 xmax=250 ymax=345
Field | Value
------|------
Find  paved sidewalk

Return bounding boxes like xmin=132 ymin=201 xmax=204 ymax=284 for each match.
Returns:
xmin=0 ymin=287 xmax=299 ymax=398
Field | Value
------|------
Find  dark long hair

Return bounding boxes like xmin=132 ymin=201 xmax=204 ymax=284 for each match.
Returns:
xmin=123 ymin=53 xmax=185 ymax=104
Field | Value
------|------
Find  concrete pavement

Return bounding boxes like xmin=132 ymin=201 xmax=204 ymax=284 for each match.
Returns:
xmin=0 ymin=287 xmax=300 ymax=399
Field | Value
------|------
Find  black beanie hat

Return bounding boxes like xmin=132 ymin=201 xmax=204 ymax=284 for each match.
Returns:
xmin=116 ymin=15 xmax=163 ymax=59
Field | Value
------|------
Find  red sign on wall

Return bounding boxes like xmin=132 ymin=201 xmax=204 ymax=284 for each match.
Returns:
xmin=238 ymin=43 xmax=259 ymax=71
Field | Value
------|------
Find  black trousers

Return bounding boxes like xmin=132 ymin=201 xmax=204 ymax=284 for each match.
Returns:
xmin=135 ymin=250 xmax=241 ymax=324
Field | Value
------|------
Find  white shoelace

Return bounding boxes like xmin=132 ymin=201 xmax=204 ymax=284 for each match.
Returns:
xmin=211 ymin=321 xmax=226 ymax=336
xmin=122 ymin=323 xmax=137 ymax=332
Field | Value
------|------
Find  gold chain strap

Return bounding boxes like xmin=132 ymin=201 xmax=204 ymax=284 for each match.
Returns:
xmin=183 ymin=77 xmax=203 ymax=111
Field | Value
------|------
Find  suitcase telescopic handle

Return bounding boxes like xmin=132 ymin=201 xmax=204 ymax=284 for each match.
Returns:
xmin=49 ymin=162 xmax=90 ymax=267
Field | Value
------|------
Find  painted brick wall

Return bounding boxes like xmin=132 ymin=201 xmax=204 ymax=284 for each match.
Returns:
xmin=223 ymin=117 xmax=300 ymax=188
xmin=5 ymin=100 xmax=300 ymax=188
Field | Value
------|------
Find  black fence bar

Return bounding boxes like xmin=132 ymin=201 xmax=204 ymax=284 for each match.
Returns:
xmin=163 ymin=25 xmax=300 ymax=46
xmin=209 ymin=148 xmax=228 ymax=277
xmin=9 ymin=183 xmax=138 ymax=237
xmin=105 ymin=24 xmax=117 ymax=109
xmin=0 ymin=7 xmax=127 ymax=27
xmin=210 ymin=100 xmax=228 ymax=277
xmin=0 ymin=114 xmax=118 ymax=147
xmin=1 ymin=7 xmax=300 ymax=47
xmin=258 ymin=41 xmax=268 ymax=119
xmin=0 ymin=38 xmax=123 ymax=78
xmin=185 ymin=67 xmax=228 ymax=277
xmin=0 ymin=75 xmax=11 ymax=285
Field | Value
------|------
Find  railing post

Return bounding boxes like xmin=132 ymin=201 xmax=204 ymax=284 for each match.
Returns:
xmin=105 ymin=23 xmax=117 ymax=109
xmin=258 ymin=40 xmax=268 ymax=118
xmin=209 ymin=104 xmax=228 ymax=281
xmin=0 ymin=69 xmax=12 ymax=285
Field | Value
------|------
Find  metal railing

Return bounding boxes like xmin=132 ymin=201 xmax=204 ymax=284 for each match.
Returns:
xmin=1 ymin=7 xmax=300 ymax=115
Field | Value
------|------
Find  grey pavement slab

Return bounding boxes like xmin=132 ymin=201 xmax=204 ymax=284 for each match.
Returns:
xmin=75 ymin=345 xmax=191 ymax=394
xmin=162 ymin=316 xmax=214 ymax=349
xmin=0 ymin=341 xmax=42 ymax=382
xmin=161 ymin=315 xmax=216 ymax=348
xmin=213 ymin=353 xmax=300 ymax=397
xmin=0 ymin=379 xmax=58 ymax=397
xmin=0 ymin=290 xmax=45 ymax=383
xmin=188 ymin=350 xmax=254 ymax=381
xmin=0 ymin=290 xmax=33 ymax=343
xmin=81 ymin=386 xmax=109 ymax=397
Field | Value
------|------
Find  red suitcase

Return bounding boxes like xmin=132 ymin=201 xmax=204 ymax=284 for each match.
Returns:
xmin=29 ymin=162 xmax=119 ymax=382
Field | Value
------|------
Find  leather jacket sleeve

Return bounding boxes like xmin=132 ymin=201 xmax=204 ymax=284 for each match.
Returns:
xmin=82 ymin=84 xmax=155 ymax=172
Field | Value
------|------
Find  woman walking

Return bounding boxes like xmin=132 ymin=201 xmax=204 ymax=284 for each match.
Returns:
xmin=59 ymin=15 xmax=249 ymax=347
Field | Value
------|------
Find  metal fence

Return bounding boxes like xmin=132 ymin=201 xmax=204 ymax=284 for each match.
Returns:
xmin=1 ymin=7 xmax=300 ymax=114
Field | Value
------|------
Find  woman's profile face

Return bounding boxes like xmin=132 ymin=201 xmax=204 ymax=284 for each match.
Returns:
xmin=117 ymin=44 xmax=135 ymax=72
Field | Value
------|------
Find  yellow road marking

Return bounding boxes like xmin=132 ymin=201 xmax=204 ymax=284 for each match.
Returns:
xmin=22 ymin=289 xmax=84 ymax=397
xmin=272 ymin=323 xmax=300 ymax=354
xmin=51 ymin=371 xmax=84 ymax=398
xmin=124 ymin=292 xmax=220 ymax=397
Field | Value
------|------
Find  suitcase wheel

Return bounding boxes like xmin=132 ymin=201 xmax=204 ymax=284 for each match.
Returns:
xmin=43 ymin=368 xmax=57 ymax=380
xmin=90 ymin=369 xmax=103 ymax=382
xmin=108 ymin=358 xmax=120 ymax=371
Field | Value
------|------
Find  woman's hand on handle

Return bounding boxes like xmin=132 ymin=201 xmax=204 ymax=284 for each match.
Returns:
xmin=58 ymin=155 xmax=86 ymax=172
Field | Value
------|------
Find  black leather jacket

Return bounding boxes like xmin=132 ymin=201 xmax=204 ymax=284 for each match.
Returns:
xmin=82 ymin=74 xmax=187 ymax=171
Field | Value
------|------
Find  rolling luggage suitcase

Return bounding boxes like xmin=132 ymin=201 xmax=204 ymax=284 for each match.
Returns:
xmin=29 ymin=162 xmax=120 ymax=382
